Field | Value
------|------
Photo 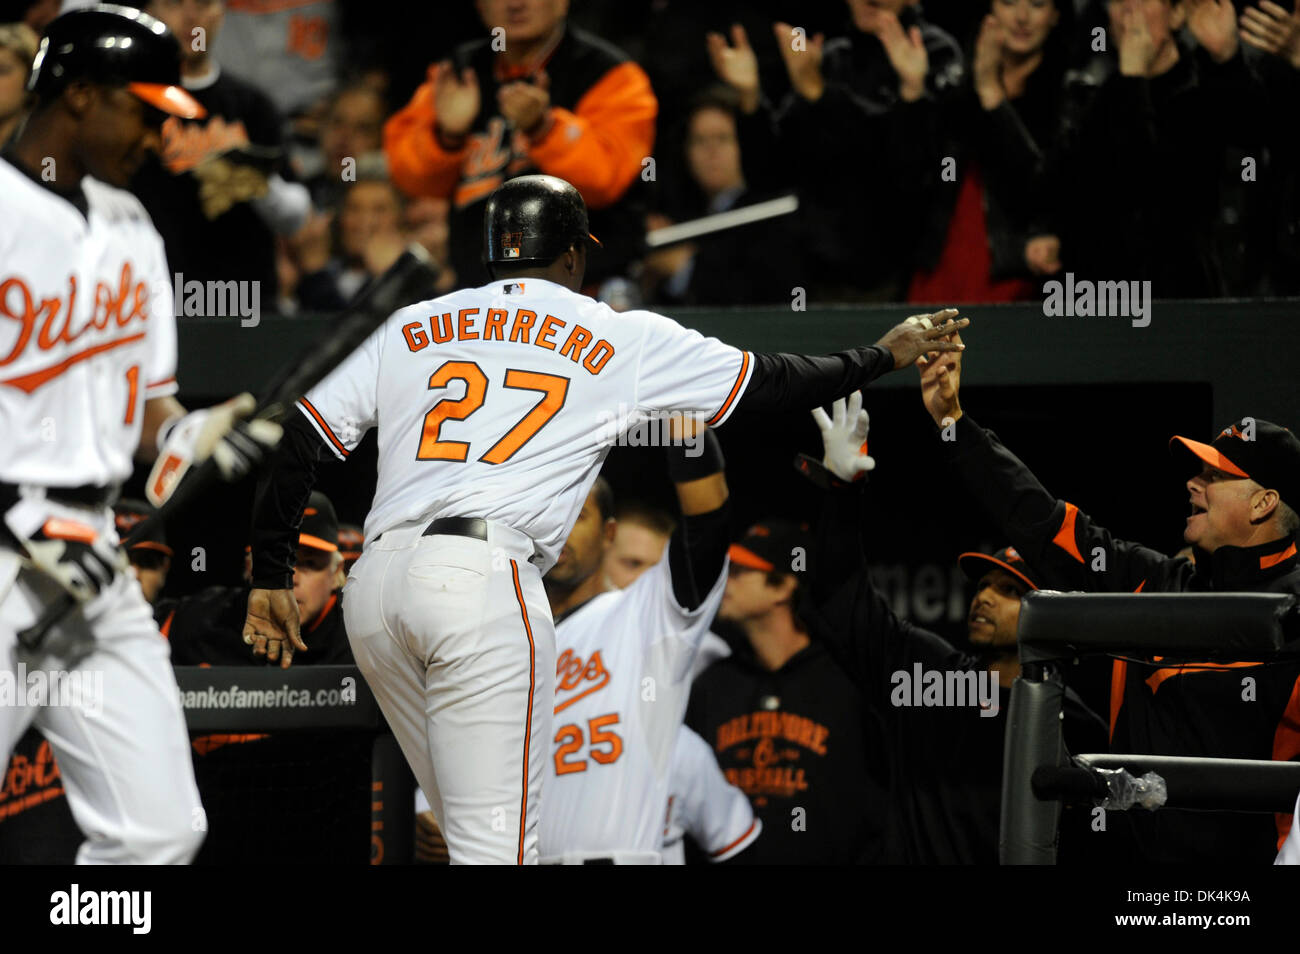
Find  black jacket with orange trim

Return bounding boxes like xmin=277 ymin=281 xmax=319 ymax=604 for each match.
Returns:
xmin=802 ymin=476 xmax=1107 ymax=864
xmin=939 ymin=412 xmax=1300 ymax=863
xmin=158 ymin=585 xmax=352 ymax=667
xmin=383 ymin=25 xmax=656 ymax=288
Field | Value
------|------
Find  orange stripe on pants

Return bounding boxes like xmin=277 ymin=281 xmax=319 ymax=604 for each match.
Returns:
xmin=510 ymin=559 xmax=537 ymax=866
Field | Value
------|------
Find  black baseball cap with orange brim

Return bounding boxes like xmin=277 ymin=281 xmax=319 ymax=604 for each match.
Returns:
xmin=28 ymin=5 xmax=205 ymax=120
xmin=1170 ymin=417 xmax=1300 ymax=511
xmin=958 ymin=546 xmax=1040 ymax=592
xmin=727 ymin=519 xmax=813 ymax=575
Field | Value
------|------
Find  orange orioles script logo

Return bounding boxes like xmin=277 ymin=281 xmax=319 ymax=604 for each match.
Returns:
xmin=0 ymin=264 xmax=151 ymax=393
xmin=714 ymin=711 xmax=830 ymax=806
xmin=554 ymin=648 xmax=609 ymax=714
xmin=0 ymin=738 xmax=64 ymax=821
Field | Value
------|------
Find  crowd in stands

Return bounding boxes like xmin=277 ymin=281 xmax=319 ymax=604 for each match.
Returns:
xmin=5 ymin=0 xmax=1297 ymax=311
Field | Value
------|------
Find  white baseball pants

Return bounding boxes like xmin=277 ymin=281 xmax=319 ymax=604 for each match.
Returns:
xmin=344 ymin=518 xmax=554 ymax=865
xmin=0 ymin=549 xmax=204 ymax=864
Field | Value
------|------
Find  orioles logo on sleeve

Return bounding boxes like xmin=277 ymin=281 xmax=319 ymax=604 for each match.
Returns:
xmin=554 ymin=648 xmax=610 ymax=714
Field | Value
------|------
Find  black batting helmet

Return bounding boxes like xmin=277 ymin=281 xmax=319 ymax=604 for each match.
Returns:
xmin=483 ymin=174 xmax=601 ymax=270
xmin=28 ymin=4 xmax=205 ymax=119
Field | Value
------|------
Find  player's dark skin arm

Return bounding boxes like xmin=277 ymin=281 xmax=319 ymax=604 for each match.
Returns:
xmin=243 ymin=411 xmax=325 ymax=667
xmin=735 ymin=310 xmax=967 ymax=413
xmin=665 ymin=427 xmax=730 ymax=611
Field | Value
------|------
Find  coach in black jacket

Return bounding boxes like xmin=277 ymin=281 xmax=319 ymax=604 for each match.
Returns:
xmin=919 ymin=333 xmax=1300 ymax=864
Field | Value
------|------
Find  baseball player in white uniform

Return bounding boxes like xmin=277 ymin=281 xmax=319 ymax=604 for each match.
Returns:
xmin=661 ymin=725 xmax=759 ymax=865
xmin=0 ymin=6 xmax=279 ymax=864
xmin=539 ymin=431 xmax=730 ymax=863
xmin=243 ymin=173 xmax=966 ymax=864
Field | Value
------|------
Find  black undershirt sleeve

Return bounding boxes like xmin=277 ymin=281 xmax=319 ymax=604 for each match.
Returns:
xmin=250 ymin=411 xmax=328 ymax=590
xmin=666 ymin=502 xmax=732 ymax=612
xmin=735 ymin=346 xmax=896 ymax=413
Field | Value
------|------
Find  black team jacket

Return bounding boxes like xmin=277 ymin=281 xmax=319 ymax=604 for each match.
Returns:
xmin=939 ymin=414 xmax=1300 ymax=864
xmin=803 ymin=479 xmax=1107 ymax=864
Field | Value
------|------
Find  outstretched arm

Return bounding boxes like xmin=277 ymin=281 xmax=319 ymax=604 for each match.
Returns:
xmin=735 ymin=310 xmax=967 ymax=414
xmin=665 ymin=426 xmax=730 ymax=612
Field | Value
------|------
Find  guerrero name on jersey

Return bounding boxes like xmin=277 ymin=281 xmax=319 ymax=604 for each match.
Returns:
xmin=296 ymin=277 xmax=752 ymax=571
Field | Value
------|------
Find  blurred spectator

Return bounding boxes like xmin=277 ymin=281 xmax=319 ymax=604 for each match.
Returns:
xmin=0 ymin=0 xmax=58 ymax=33
xmin=642 ymin=87 xmax=804 ymax=307
xmin=686 ymin=519 xmax=890 ymax=864
xmin=338 ymin=522 xmax=363 ymax=575
xmin=301 ymin=81 xmax=387 ymax=209
xmin=383 ymin=0 xmax=657 ymax=289
xmin=708 ymin=5 xmax=964 ymax=301
xmin=284 ymin=171 xmax=450 ymax=312
xmin=131 ymin=0 xmax=311 ymax=305
xmin=908 ymin=0 xmax=1074 ymax=303
xmin=113 ymin=499 xmax=174 ymax=606
xmin=0 ymin=21 xmax=36 ymax=146
xmin=1239 ymin=0 xmax=1300 ymax=293
xmin=212 ymin=0 xmax=339 ymax=132
xmin=159 ymin=491 xmax=351 ymax=666
xmin=1035 ymin=0 xmax=1268 ymax=297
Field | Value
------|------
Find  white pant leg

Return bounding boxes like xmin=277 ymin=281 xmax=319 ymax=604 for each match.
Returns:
xmin=344 ymin=546 xmax=446 ymax=829
xmin=0 ymin=553 xmax=40 ymax=759
xmin=1 ymin=559 xmax=203 ymax=864
xmin=353 ymin=522 xmax=554 ymax=865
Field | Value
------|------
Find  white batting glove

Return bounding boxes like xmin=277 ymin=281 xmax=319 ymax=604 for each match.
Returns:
xmin=147 ymin=393 xmax=284 ymax=506
xmin=811 ymin=390 xmax=875 ymax=482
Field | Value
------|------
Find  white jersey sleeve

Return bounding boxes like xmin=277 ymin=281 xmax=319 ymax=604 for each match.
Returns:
xmin=296 ymin=320 xmax=385 ymax=459
xmin=1276 ymin=790 xmax=1300 ymax=865
xmin=619 ymin=541 xmax=728 ymax=685
xmin=663 ymin=725 xmax=760 ymax=864
xmin=629 ymin=311 xmax=753 ymax=427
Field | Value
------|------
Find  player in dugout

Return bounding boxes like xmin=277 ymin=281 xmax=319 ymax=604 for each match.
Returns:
xmin=794 ymin=392 xmax=1107 ymax=863
xmin=918 ymin=325 xmax=1300 ymax=864
xmin=159 ymin=491 xmax=350 ymax=665
xmin=534 ymin=430 xmax=759 ymax=864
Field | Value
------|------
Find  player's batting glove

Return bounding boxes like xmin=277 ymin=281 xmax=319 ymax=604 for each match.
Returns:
xmin=147 ymin=394 xmax=284 ymax=506
xmin=811 ymin=391 xmax=876 ymax=482
xmin=22 ymin=519 xmax=128 ymax=604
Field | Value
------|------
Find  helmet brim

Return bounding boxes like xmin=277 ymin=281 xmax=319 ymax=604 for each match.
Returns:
xmin=128 ymin=81 xmax=205 ymax=119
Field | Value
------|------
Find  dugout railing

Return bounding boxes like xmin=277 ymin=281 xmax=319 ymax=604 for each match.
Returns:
xmin=175 ymin=664 xmax=414 ymax=864
xmin=1000 ymin=591 xmax=1300 ymax=864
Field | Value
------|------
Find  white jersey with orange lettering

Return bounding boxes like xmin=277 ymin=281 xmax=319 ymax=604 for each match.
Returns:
xmin=0 ymin=156 xmax=202 ymax=864
xmin=0 ymin=157 xmax=178 ymax=487
xmin=326 ymin=276 xmax=751 ymax=864
xmin=538 ymin=544 xmax=726 ymax=863
xmin=661 ymin=725 xmax=761 ymax=865
xmin=297 ymin=277 xmax=752 ymax=573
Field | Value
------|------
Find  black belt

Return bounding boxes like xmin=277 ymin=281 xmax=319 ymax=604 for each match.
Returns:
xmin=422 ymin=517 xmax=488 ymax=541
xmin=0 ymin=482 xmax=119 ymax=509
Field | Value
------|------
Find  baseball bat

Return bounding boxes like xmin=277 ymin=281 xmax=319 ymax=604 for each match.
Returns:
xmin=643 ymin=195 xmax=799 ymax=249
xmin=18 ymin=245 xmax=440 ymax=652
